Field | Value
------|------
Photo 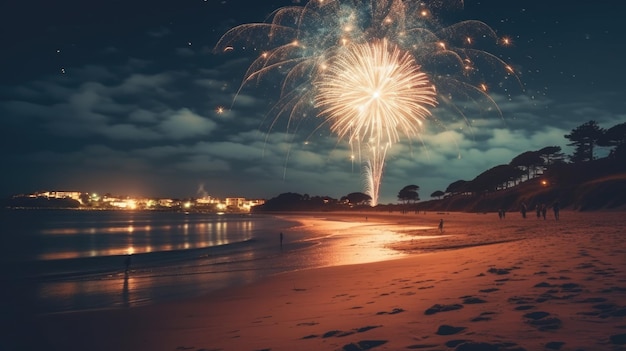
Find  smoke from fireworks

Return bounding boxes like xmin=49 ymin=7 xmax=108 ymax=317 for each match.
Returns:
xmin=215 ymin=0 xmax=520 ymax=206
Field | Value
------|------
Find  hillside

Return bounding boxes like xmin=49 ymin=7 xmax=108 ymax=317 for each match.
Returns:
xmin=415 ymin=160 xmax=626 ymax=213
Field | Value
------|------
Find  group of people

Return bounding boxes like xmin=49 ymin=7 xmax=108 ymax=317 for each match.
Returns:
xmin=516 ymin=201 xmax=560 ymax=220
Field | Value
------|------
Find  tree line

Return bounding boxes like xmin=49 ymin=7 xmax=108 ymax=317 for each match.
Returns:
xmin=254 ymin=120 xmax=625 ymax=210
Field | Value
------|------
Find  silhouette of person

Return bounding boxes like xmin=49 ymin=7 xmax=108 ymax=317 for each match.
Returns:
xmin=520 ymin=202 xmax=527 ymax=218
xmin=536 ymin=205 xmax=541 ymax=218
xmin=553 ymin=201 xmax=560 ymax=221
xmin=541 ymin=204 xmax=547 ymax=220
xmin=280 ymin=232 xmax=284 ymax=248
xmin=122 ymin=269 xmax=130 ymax=308
xmin=438 ymin=219 xmax=444 ymax=233
xmin=124 ymin=254 xmax=132 ymax=274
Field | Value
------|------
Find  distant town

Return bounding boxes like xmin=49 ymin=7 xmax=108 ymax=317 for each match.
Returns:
xmin=7 ymin=190 xmax=265 ymax=213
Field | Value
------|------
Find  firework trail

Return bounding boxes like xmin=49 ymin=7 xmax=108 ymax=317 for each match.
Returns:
xmin=215 ymin=0 xmax=521 ymax=206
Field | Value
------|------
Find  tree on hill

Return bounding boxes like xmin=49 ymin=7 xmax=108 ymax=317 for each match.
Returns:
xmin=598 ymin=122 xmax=626 ymax=160
xmin=430 ymin=190 xmax=445 ymax=199
xmin=565 ymin=120 xmax=605 ymax=163
xmin=537 ymin=146 xmax=565 ymax=167
xmin=468 ymin=164 xmax=525 ymax=193
xmin=510 ymin=150 xmax=543 ymax=181
xmin=397 ymin=185 xmax=420 ymax=204
xmin=446 ymin=179 xmax=469 ymax=195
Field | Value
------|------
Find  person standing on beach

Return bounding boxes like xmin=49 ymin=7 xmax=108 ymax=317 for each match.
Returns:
xmin=280 ymin=232 xmax=284 ymax=248
xmin=520 ymin=202 xmax=527 ymax=218
xmin=438 ymin=219 xmax=444 ymax=233
xmin=124 ymin=254 xmax=132 ymax=274
xmin=553 ymin=201 xmax=560 ymax=220
xmin=541 ymin=204 xmax=547 ymax=220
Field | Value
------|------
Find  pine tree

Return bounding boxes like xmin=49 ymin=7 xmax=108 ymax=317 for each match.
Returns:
xmin=564 ymin=120 xmax=605 ymax=162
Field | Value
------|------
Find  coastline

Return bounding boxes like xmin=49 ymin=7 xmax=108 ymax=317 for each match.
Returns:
xmin=20 ymin=211 xmax=626 ymax=350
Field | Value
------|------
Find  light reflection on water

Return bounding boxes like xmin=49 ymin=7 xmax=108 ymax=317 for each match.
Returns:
xmin=34 ymin=215 xmax=257 ymax=260
xmin=5 ymin=211 xmax=444 ymax=314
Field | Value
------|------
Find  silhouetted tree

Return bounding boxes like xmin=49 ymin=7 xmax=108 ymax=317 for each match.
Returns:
xmin=510 ymin=151 xmax=543 ymax=181
xmin=341 ymin=192 xmax=371 ymax=206
xmin=397 ymin=185 xmax=420 ymax=204
xmin=445 ymin=180 xmax=469 ymax=195
xmin=564 ymin=120 xmax=605 ymax=163
xmin=598 ymin=122 xmax=626 ymax=160
xmin=469 ymin=164 xmax=524 ymax=193
xmin=260 ymin=192 xmax=304 ymax=210
xmin=537 ymin=146 xmax=565 ymax=167
xmin=430 ymin=190 xmax=445 ymax=199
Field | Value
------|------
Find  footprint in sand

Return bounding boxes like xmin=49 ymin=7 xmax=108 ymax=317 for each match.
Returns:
xmin=523 ymin=311 xmax=562 ymax=331
xmin=610 ymin=333 xmax=626 ymax=345
xmin=461 ymin=296 xmax=487 ymax=304
xmin=471 ymin=311 xmax=496 ymax=322
xmin=545 ymin=341 xmax=565 ymax=350
xmin=487 ymin=267 xmax=518 ymax=275
xmin=424 ymin=303 xmax=463 ymax=315
xmin=579 ymin=302 xmax=626 ymax=318
xmin=478 ymin=288 xmax=499 ymax=293
xmin=445 ymin=339 xmax=469 ymax=347
xmin=436 ymin=324 xmax=466 ymax=335
xmin=340 ymin=340 xmax=387 ymax=351
xmin=508 ymin=296 xmax=534 ymax=305
xmin=376 ymin=308 xmax=404 ymax=315
xmin=600 ymin=286 xmax=626 ymax=293
xmin=406 ymin=343 xmax=439 ymax=349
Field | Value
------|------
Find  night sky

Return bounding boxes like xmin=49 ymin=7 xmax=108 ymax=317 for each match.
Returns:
xmin=1 ymin=0 xmax=624 ymax=203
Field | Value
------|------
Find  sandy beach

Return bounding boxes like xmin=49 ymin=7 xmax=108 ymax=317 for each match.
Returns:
xmin=24 ymin=211 xmax=626 ymax=350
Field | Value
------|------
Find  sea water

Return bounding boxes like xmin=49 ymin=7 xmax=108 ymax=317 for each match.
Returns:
xmin=1 ymin=209 xmax=304 ymax=315
xmin=0 ymin=209 xmax=408 ymax=315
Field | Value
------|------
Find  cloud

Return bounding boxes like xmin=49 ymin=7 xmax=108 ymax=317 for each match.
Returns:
xmin=158 ymin=108 xmax=217 ymax=139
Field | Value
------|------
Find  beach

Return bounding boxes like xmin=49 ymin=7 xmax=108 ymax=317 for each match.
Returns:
xmin=21 ymin=211 xmax=626 ymax=350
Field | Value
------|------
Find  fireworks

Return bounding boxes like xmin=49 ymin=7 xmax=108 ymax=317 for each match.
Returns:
xmin=215 ymin=0 xmax=520 ymax=206
xmin=314 ymin=39 xmax=437 ymax=204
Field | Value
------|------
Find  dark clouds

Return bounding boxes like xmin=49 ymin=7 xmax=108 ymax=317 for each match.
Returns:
xmin=1 ymin=0 xmax=625 ymax=202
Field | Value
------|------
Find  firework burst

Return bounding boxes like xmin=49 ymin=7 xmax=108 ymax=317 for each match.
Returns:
xmin=314 ymin=39 xmax=437 ymax=204
xmin=215 ymin=0 xmax=521 ymax=206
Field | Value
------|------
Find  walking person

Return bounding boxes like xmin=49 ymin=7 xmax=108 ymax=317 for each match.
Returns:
xmin=438 ymin=219 xmax=444 ymax=233
xmin=536 ymin=205 xmax=541 ymax=219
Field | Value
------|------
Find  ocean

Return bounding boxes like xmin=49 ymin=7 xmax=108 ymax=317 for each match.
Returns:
xmin=0 ymin=209 xmax=407 ymax=315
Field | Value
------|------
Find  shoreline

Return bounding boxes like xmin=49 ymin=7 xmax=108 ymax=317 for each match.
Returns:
xmin=19 ymin=211 xmax=626 ymax=350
